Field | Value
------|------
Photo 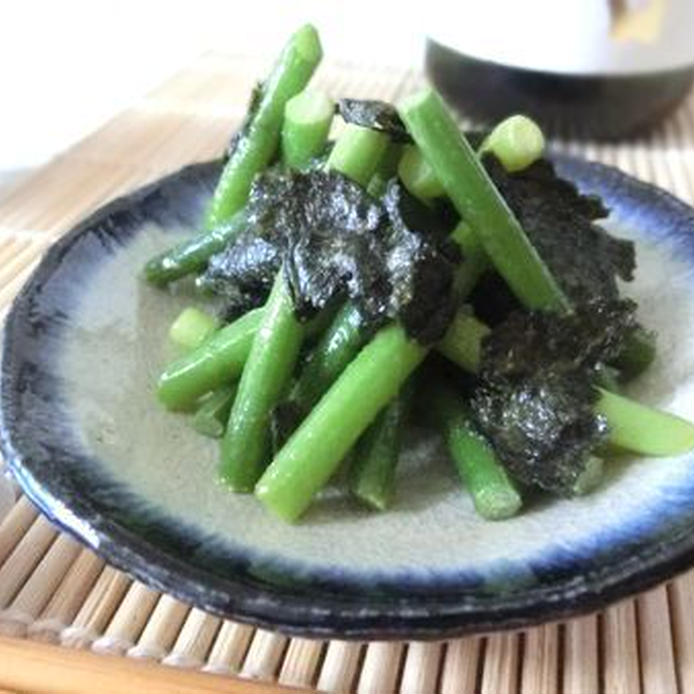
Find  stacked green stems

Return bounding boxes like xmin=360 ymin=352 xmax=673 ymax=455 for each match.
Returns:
xmin=350 ymin=379 xmax=414 ymax=511
xmin=286 ymin=302 xmax=370 ymax=418
xmin=220 ymin=273 xmax=305 ymax=490
xmin=429 ymin=383 xmax=522 ymax=520
xmin=438 ymin=321 xmax=694 ymax=456
xmin=219 ymin=89 xmax=338 ymax=489
xmin=257 ymin=297 xmax=694 ymax=520
xmin=220 ymin=115 xmax=387 ymax=490
xmin=192 ymin=384 xmax=237 ymax=438
xmin=398 ymin=89 xmax=569 ymax=314
xmin=157 ymin=302 xmax=336 ymax=412
xmin=205 ymin=24 xmax=323 ymax=229
xmin=144 ymin=211 xmax=247 ymax=286
xmin=168 ymin=307 xmax=218 ymax=352
xmin=367 ymin=142 xmax=404 ymax=198
xmin=256 ymin=323 xmax=427 ymax=521
xmin=157 ymin=307 xmax=262 ymax=410
xmin=281 ymin=90 xmax=335 ymax=169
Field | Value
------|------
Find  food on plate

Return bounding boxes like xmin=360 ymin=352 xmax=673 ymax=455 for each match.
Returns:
xmin=143 ymin=24 xmax=694 ymax=522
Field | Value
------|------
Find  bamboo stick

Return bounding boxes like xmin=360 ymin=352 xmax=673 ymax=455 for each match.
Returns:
xmin=127 ymin=595 xmax=190 ymax=660
xmin=91 ymin=582 xmax=159 ymax=655
xmin=0 ymin=514 xmax=57 ymax=610
xmin=399 ymin=641 xmax=443 ymax=694
xmin=670 ymin=573 xmax=694 ymax=694
xmin=60 ymin=568 xmax=131 ymax=649
xmin=29 ymin=549 xmax=104 ymax=643
xmin=277 ymin=637 xmax=325 ymax=689
xmin=160 ymin=608 xmax=220 ymax=668
xmin=480 ymin=632 xmax=520 ymax=694
xmin=563 ymin=614 xmax=599 ymax=694
xmin=0 ymin=534 xmax=81 ymax=637
xmin=637 ymin=585 xmax=678 ymax=694
xmin=0 ymin=634 xmax=312 ymax=694
xmin=603 ymin=599 xmax=642 ymax=694
xmin=0 ymin=497 xmax=38 ymax=566
xmin=520 ymin=624 xmax=559 ymax=694
xmin=240 ymin=628 xmax=289 ymax=681
xmin=316 ymin=640 xmax=363 ymax=694
xmin=202 ymin=620 xmax=255 ymax=675
xmin=439 ymin=637 xmax=482 ymax=694
xmin=356 ymin=642 xmax=405 ymax=694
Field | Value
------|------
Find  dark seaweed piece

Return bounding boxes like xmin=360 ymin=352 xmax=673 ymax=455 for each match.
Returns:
xmin=197 ymin=168 xmax=460 ymax=344
xmin=468 ymin=272 xmax=522 ymax=327
xmin=225 ymin=82 xmax=264 ymax=159
xmin=381 ymin=181 xmax=460 ymax=343
xmin=199 ymin=236 xmax=280 ymax=320
xmin=471 ymin=300 xmax=637 ymax=496
xmin=338 ymin=99 xmax=412 ymax=143
xmin=483 ymin=155 xmax=635 ymax=304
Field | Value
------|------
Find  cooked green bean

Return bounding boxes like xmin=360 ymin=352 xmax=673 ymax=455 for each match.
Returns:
xmin=157 ymin=308 xmax=262 ymax=410
xmin=256 ymin=323 xmax=426 ymax=521
xmin=398 ymin=144 xmax=446 ymax=200
xmin=205 ymin=24 xmax=323 ymax=229
xmin=281 ymin=90 xmax=335 ymax=169
xmin=398 ymin=89 xmax=570 ymax=313
xmin=169 ymin=307 xmax=218 ymax=352
xmin=595 ymin=388 xmax=694 ymax=456
xmin=479 ymin=114 xmax=546 ymax=172
xmin=287 ymin=302 xmax=370 ymax=420
xmin=350 ymin=379 xmax=414 ymax=511
xmin=192 ymin=384 xmax=237 ymax=438
xmin=220 ymin=274 xmax=305 ymax=491
xmin=325 ymin=123 xmax=389 ymax=186
xmin=429 ymin=383 xmax=522 ymax=520
xmin=144 ymin=212 xmax=247 ymax=286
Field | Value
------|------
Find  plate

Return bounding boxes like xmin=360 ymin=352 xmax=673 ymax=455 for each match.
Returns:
xmin=1 ymin=155 xmax=693 ymax=639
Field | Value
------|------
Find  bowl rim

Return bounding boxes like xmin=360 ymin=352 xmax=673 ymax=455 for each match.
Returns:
xmin=2 ymin=155 xmax=693 ymax=640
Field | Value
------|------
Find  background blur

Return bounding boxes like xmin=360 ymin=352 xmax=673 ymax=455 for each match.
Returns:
xmin=0 ymin=1 xmax=425 ymax=189
xmin=2 ymin=1 xmax=692 ymax=190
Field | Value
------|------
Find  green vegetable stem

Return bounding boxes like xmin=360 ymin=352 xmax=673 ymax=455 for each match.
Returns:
xmin=144 ymin=212 xmax=247 ymax=286
xmin=192 ymin=384 xmax=237 ymax=438
xmin=281 ymin=90 xmax=335 ymax=169
xmin=479 ymin=114 xmax=546 ymax=172
xmin=398 ymin=89 xmax=570 ymax=314
xmin=349 ymin=378 xmax=414 ymax=511
xmin=157 ymin=308 xmax=262 ymax=410
xmin=428 ymin=383 xmax=522 ymax=520
xmin=256 ymin=323 xmax=426 ymax=521
xmin=220 ymin=273 xmax=305 ymax=491
xmin=168 ymin=307 xmax=219 ymax=352
xmin=205 ymin=24 xmax=323 ymax=229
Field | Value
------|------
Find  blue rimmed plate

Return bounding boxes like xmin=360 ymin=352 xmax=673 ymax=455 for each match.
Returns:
xmin=1 ymin=155 xmax=692 ymax=638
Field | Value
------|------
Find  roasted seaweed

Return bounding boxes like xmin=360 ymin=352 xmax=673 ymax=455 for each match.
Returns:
xmin=198 ymin=168 xmax=459 ymax=343
xmin=471 ymin=300 xmax=638 ymax=495
xmin=484 ymin=156 xmax=635 ymax=305
xmin=338 ymin=99 xmax=412 ymax=143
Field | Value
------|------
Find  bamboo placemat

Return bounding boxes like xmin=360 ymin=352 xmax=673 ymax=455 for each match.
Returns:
xmin=0 ymin=53 xmax=693 ymax=694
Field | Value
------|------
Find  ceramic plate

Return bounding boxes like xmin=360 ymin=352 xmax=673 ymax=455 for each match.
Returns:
xmin=1 ymin=155 xmax=693 ymax=638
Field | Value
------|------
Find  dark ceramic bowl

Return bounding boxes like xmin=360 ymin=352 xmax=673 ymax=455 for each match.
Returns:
xmin=1 ymin=155 xmax=693 ymax=639
xmin=426 ymin=39 xmax=694 ymax=139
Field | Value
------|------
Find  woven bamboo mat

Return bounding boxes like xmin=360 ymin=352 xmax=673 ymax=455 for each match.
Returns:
xmin=0 ymin=53 xmax=693 ymax=694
